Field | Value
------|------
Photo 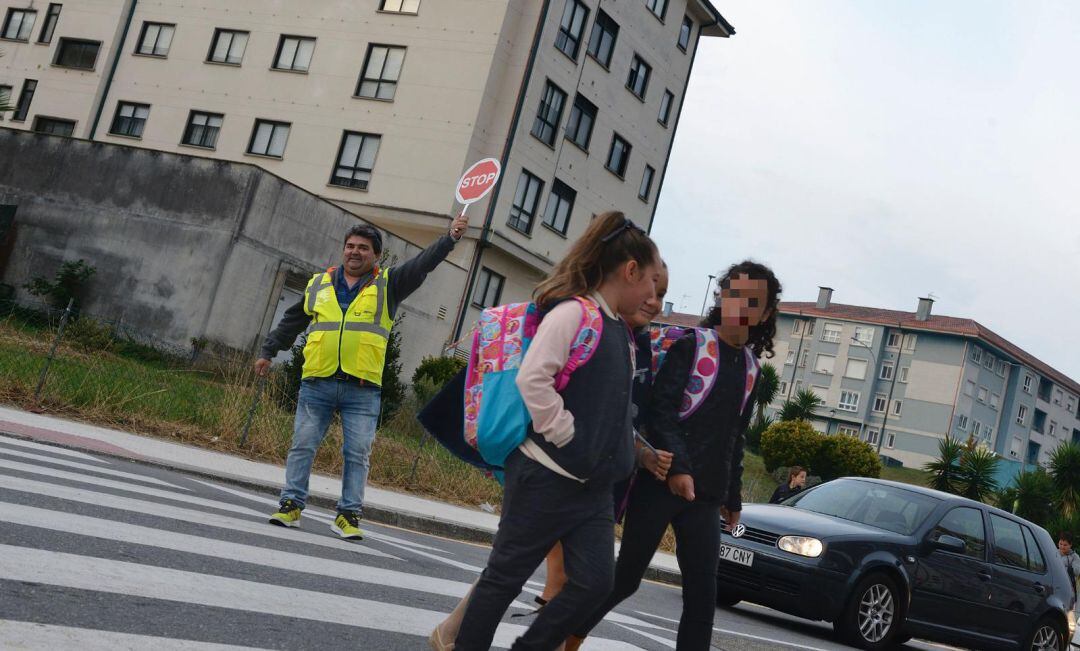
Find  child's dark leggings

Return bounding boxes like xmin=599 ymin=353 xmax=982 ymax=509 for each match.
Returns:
xmin=574 ymin=473 xmax=723 ymax=650
xmin=454 ymin=449 xmax=616 ymax=651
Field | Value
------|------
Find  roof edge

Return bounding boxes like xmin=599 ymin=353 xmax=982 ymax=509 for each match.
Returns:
xmin=693 ymin=0 xmax=735 ymax=37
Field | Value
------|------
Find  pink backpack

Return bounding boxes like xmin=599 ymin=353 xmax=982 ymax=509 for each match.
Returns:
xmin=649 ymin=326 xmax=760 ymax=419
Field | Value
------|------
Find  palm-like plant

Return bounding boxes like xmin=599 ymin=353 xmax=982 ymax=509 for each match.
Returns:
xmin=778 ymin=389 xmax=822 ymax=422
xmin=957 ymin=445 xmax=999 ymax=502
xmin=1002 ymin=468 xmax=1056 ymax=527
xmin=923 ymin=436 xmax=964 ymax=494
xmin=754 ymin=363 xmax=780 ymax=423
xmin=1048 ymin=442 xmax=1080 ymax=519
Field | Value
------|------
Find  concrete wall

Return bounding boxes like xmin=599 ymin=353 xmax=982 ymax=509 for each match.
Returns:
xmin=0 ymin=128 xmax=466 ymax=378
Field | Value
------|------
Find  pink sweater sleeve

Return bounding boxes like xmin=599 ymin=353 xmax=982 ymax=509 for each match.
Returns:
xmin=515 ymin=300 xmax=582 ymax=448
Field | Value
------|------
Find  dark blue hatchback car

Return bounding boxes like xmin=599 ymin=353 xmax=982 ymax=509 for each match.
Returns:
xmin=716 ymin=478 xmax=1076 ymax=650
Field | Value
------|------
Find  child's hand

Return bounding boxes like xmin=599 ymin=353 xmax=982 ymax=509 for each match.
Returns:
xmin=720 ymin=506 xmax=741 ymax=530
xmin=667 ymin=474 xmax=695 ymax=501
xmin=641 ymin=448 xmax=673 ymax=481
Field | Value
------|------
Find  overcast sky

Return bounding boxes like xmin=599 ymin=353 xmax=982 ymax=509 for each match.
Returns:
xmin=652 ymin=0 xmax=1080 ymax=380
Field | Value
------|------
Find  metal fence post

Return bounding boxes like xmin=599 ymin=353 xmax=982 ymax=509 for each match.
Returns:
xmin=34 ymin=298 xmax=74 ymax=400
xmin=238 ymin=375 xmax=267 ymax=447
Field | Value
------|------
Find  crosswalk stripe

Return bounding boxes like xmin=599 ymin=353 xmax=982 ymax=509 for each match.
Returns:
xmin=0 ymin=620 xmax=260 ymax=651
xmin=0 ymin=474 xmax=398 ymax=560
xmin=2 ymin=501 xmax=480 ymax=601
xmin=0 ymin=446 xmax=188 ymax=490
xmin=0 ymin=435 xmax=106 ymax=462
xmin=0 ymin=544 xmax=643 ymax=650
xmin=0 ymin=457 xmax=262 ymax=517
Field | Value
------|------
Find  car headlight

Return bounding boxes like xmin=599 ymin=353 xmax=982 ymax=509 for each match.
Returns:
xmin=1067 ymin=609 xmax=1075 ymax=638
xmin=777 ymin=536 xmax=823 ymax=558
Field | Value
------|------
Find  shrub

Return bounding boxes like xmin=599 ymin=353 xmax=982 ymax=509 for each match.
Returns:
xmin=379 ymin=323 xmax=405 ymax=421
xmin=64 ymin=316 xmax=114 ymax=352
xmin=814 ymin=434 xmax=881 ymax=481
xmin=745 ymin=415 xmax=772 ymax=455
xmin=761 ymin=420 xmax=820 ymax=473
xmin=24 ymin=259 xmax=96 ymax=309
xmin=411 ymin=355 xmax=466 ymax=391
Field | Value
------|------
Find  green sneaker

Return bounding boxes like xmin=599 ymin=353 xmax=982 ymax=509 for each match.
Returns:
xmin=268 ymin=499 xmax=302 ymax=528
xmin=332 ymin=511 xmax=364 ymax=540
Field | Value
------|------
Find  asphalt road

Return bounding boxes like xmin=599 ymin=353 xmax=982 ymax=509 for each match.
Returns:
xmin=0 ymin=434 xmax=961 ymax=650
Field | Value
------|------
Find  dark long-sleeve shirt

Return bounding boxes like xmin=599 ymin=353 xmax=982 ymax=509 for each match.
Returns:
xmin=259 ymin=234 xmax=456 ymax=360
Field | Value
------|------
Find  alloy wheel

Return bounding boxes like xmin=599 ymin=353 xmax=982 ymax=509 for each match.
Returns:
xmin=857 ymin=583 xmax=895 ymax=643
xmin=1030 ymin=624 xmax=1060 ymax=651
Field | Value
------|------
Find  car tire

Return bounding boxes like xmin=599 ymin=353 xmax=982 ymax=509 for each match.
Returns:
xmin=1023 ymin=616 xmax=1066 ymax=651
xmin=834 ymin=573 xmax=902 ymax=650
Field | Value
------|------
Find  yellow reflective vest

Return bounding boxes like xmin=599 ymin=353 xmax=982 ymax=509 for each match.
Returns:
xmin=301 ymin=267 xmax=393 ymax=385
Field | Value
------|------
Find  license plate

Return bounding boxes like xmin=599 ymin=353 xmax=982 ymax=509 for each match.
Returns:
xmin=719 ymin=543 xmax=754 ymax=567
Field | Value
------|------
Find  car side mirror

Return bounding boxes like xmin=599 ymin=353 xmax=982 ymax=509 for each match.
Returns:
xmin=931 ymin=534 xmax=966 ymax=554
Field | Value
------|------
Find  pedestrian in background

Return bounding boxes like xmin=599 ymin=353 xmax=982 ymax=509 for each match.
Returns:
xmin=770 ymin=465 xmax=808 ymax=504
xmin=256 ymin=214 xmax=467 ymax=540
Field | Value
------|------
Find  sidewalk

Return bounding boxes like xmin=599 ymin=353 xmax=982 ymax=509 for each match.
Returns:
xmin=0 ymin=405 xmax=682 ymax=584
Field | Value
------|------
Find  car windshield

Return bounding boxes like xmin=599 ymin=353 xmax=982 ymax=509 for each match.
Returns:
xmin=786 ymin=479 xmax=942 ymax=535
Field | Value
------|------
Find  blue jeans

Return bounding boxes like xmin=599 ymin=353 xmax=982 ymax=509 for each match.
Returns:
xmin=279 ymin=377 xmax=381 ymax=514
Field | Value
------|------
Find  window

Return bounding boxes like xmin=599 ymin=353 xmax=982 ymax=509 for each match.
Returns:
xmin=798 ymin=350 xmax=809 ymax=367
xmin=853 ymin=326 xmax=874 ymax=346
xmin=1049 ymin=421 xmax=1058 ymax=437
xmin=273 ymin=35 xmax=315 ymax=72
xmin=356 ymin=44 xmax=406 ymax=100
xmin=873 ymin=394 xmax=887 ymax=413
xmin=37 ymin=4 xmax=61 ymax=44
xmin=964 ymin=380 xmax=976 ymax=397
xmin=983 ymin=353 xmax=994 ymax=369
xmin=972 ymin=421 xmax=982 ymax=438
xmin=865 ymin=429 xmax=880 ymax=445
xmin=778 ymin=381 xmax=788 ymax=397
xmin=886 ymin=332 xmax=901 ymax=348
xmin=54 ymin=38 xmax=100 ymax=70
xmin=606 ymin=133 xmax=631 ymax=177
xmin=794 ymin=379 xmax=803 ymax=393
xmin=902 ymin=334 xmax=917 ymax=351
xmin=1016 ymin=404 xmax=1028 ymax=426
xmin=555 ymin=0 xmax=588 ymax=60
xmin=886 ymin=432 xmax=895 ymax=448
xmin=809 ymin=385 xmax=828 ymax=403
xmin=207 ymin=29 xmax=248 ymax=65
xmin=32 ymin=116 xmax=75 ymax=136
xmin=837 ymin=424 xmax=860 ymax=437
xmin=891 ymin=400 xmax=903 ymax=416
xmin=646 ymin=0 xmax=668 ymax=21
xmin=813 ymin=354 xmax=835 ymax=375
xmin=531 ymin=80 xmax=566 ymax=146
xmin=898 ymin=366 xmax=909 ymax=383
xmin=785 ymin=350 xmax=795 ymax=365
xmin=658 ymin=89 xmax=674 ymax=126
xmin=792 ymin=320 xmax=804 ymax=335
xmin=181 ymin=111 xmax=223 ymax=149
xmin=247 ymin=119 xmax=290 ymax=157
xmin=957 ymin=414 xmax=969 ymax=431
xmin=838 ymin=390 xmax=860 ymax=412
xmin=1011 ymin=436 xmax=1023 ymax=457
xmin=12 ymin=79 xmax=37 ymax=122
xmin=0 ymin=84 xmax=11 ymax=117
xmin=806 ymin=321 xmax=815 ymax=335
xmin=136 ymin=22 xmax=174 ymax=56
xmin=638 ymin=165 xmax=655 ymax=201
xmin=984 ymin=425 xmax=993 ymax=441
xmin=971 ymin=347 xmax=982 ymax=364
xmin=507 ymin=170 xmax=543 ymax=234
xmin=844 ymin=358 xmax=867 ymax=380
xmin=626 ymin=55 xmax=651 ymax=99
xmin=977 ymin=386 xmax=988 ymax=403
xmin=586 ymin=10 xmax=618 ymax=68
xmin=996 ymin=360 xmax=1006 ymax=377
xmin=1022 ymin=525 xmax=1047 ymax=573
xmin=565 ymin=94 xmax=597 ymax=151
xmin=677 ymin=15 xmax=692 ymax=51
xmin=990 ymin=392 xmax=1000 ymax=410
xmin=330 ymin=131 xmax=381 ymax=190
xmin=990 ymin=514 xmax=1029 ymax=570
xmin=931 ymin=507 xmax=986 ymax=560
xmin=472 ymin=268 xmax=504 ymax=309
xmin=1054 ymin=389 xmax=1063 ymax=406
xmin=541 ymin=179 xmax=575 ymax=235
xmin=2 ymin=9 xmax=36 ymax=41
xmin=1023 ymin=374 xmax=1033 ymax=394
xmin=821 ymin=323 xmax=842 ymax=343
xmin=379 ymin=0 xmax=420 ymax=13
xmin=880 ymin=362 xmax=894 ymax=380
xmin=109 ymin=102 xmax=150 ymax=138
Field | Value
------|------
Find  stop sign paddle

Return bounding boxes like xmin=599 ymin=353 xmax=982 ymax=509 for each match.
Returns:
xmin=455 ymin=158 xmax=501 ymax=213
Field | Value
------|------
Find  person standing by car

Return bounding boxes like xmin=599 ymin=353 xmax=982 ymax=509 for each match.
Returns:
xmin=1060 ymin=531 xmax=1080 ymax=601
xmin=770 ymin=465 xmax=807 ymax=504
xmin=256 ymin=214 xmax=468 ymax=540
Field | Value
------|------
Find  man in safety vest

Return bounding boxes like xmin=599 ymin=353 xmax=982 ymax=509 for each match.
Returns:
xmin=255 ymin=214 xmax=468 ymax=539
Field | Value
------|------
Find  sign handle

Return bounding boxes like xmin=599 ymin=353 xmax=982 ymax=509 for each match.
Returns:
xmin=459 ymin=203 xmax=469 ymax=217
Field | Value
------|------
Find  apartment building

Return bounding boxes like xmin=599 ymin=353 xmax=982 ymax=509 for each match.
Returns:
xmin=0 ymin=0 xmax=732 ymax=361
xmin=763 ymin=288 xmax=1080 ymax=469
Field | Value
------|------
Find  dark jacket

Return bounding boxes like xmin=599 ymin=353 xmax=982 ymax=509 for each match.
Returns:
xmin=647 ymin=331 xmax=756 ymax=511
xmin=259 ymin=234 xmax=456 ymax=360
xmin=631 ymin=330 xmax=654 ymax=433
xmin=769 ymin=482 xmax=803 ymax=504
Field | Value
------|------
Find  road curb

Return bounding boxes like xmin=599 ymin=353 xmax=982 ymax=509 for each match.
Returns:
xmin=0 ymin=430 xmax=682 ymax=585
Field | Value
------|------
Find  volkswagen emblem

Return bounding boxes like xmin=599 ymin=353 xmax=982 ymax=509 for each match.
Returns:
xmin=731 ymin=524 xmax=746 ymax=538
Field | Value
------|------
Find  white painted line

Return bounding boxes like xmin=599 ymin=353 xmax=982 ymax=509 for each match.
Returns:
xmin=0 ymin=545 xmax=643 ymax=651
xmin=0 ymin=446 xmax=188 ymax=490
xmin=611 ymin=622 xmax=676 ymax=649
xmin=0 ymin=620 xmax=260 ymax=650
xmin=711 ymin=626 xmax=834 ymax=651
xmin=0 ymin=474 xmax=398 ymax=560
xmin=0 ymin=434 xmax=106 ymax=462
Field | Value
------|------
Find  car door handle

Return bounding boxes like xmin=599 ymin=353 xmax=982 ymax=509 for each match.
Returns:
xmin=1033 ymin=583 xmax=1045 ymax=594
xmin=977 ymin=571 xmax=992 ymax=582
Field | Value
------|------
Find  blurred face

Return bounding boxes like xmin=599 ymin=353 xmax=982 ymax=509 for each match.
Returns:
xmin=624 ymin=266 xmax=669 ymax=329
xmin=1059 ymin=538 xmax=1073 ymax=556
xmin=716 ymin=273 xmax=772 ymax=345
xmin=342 ymin=235 xmax=377 ymax=277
